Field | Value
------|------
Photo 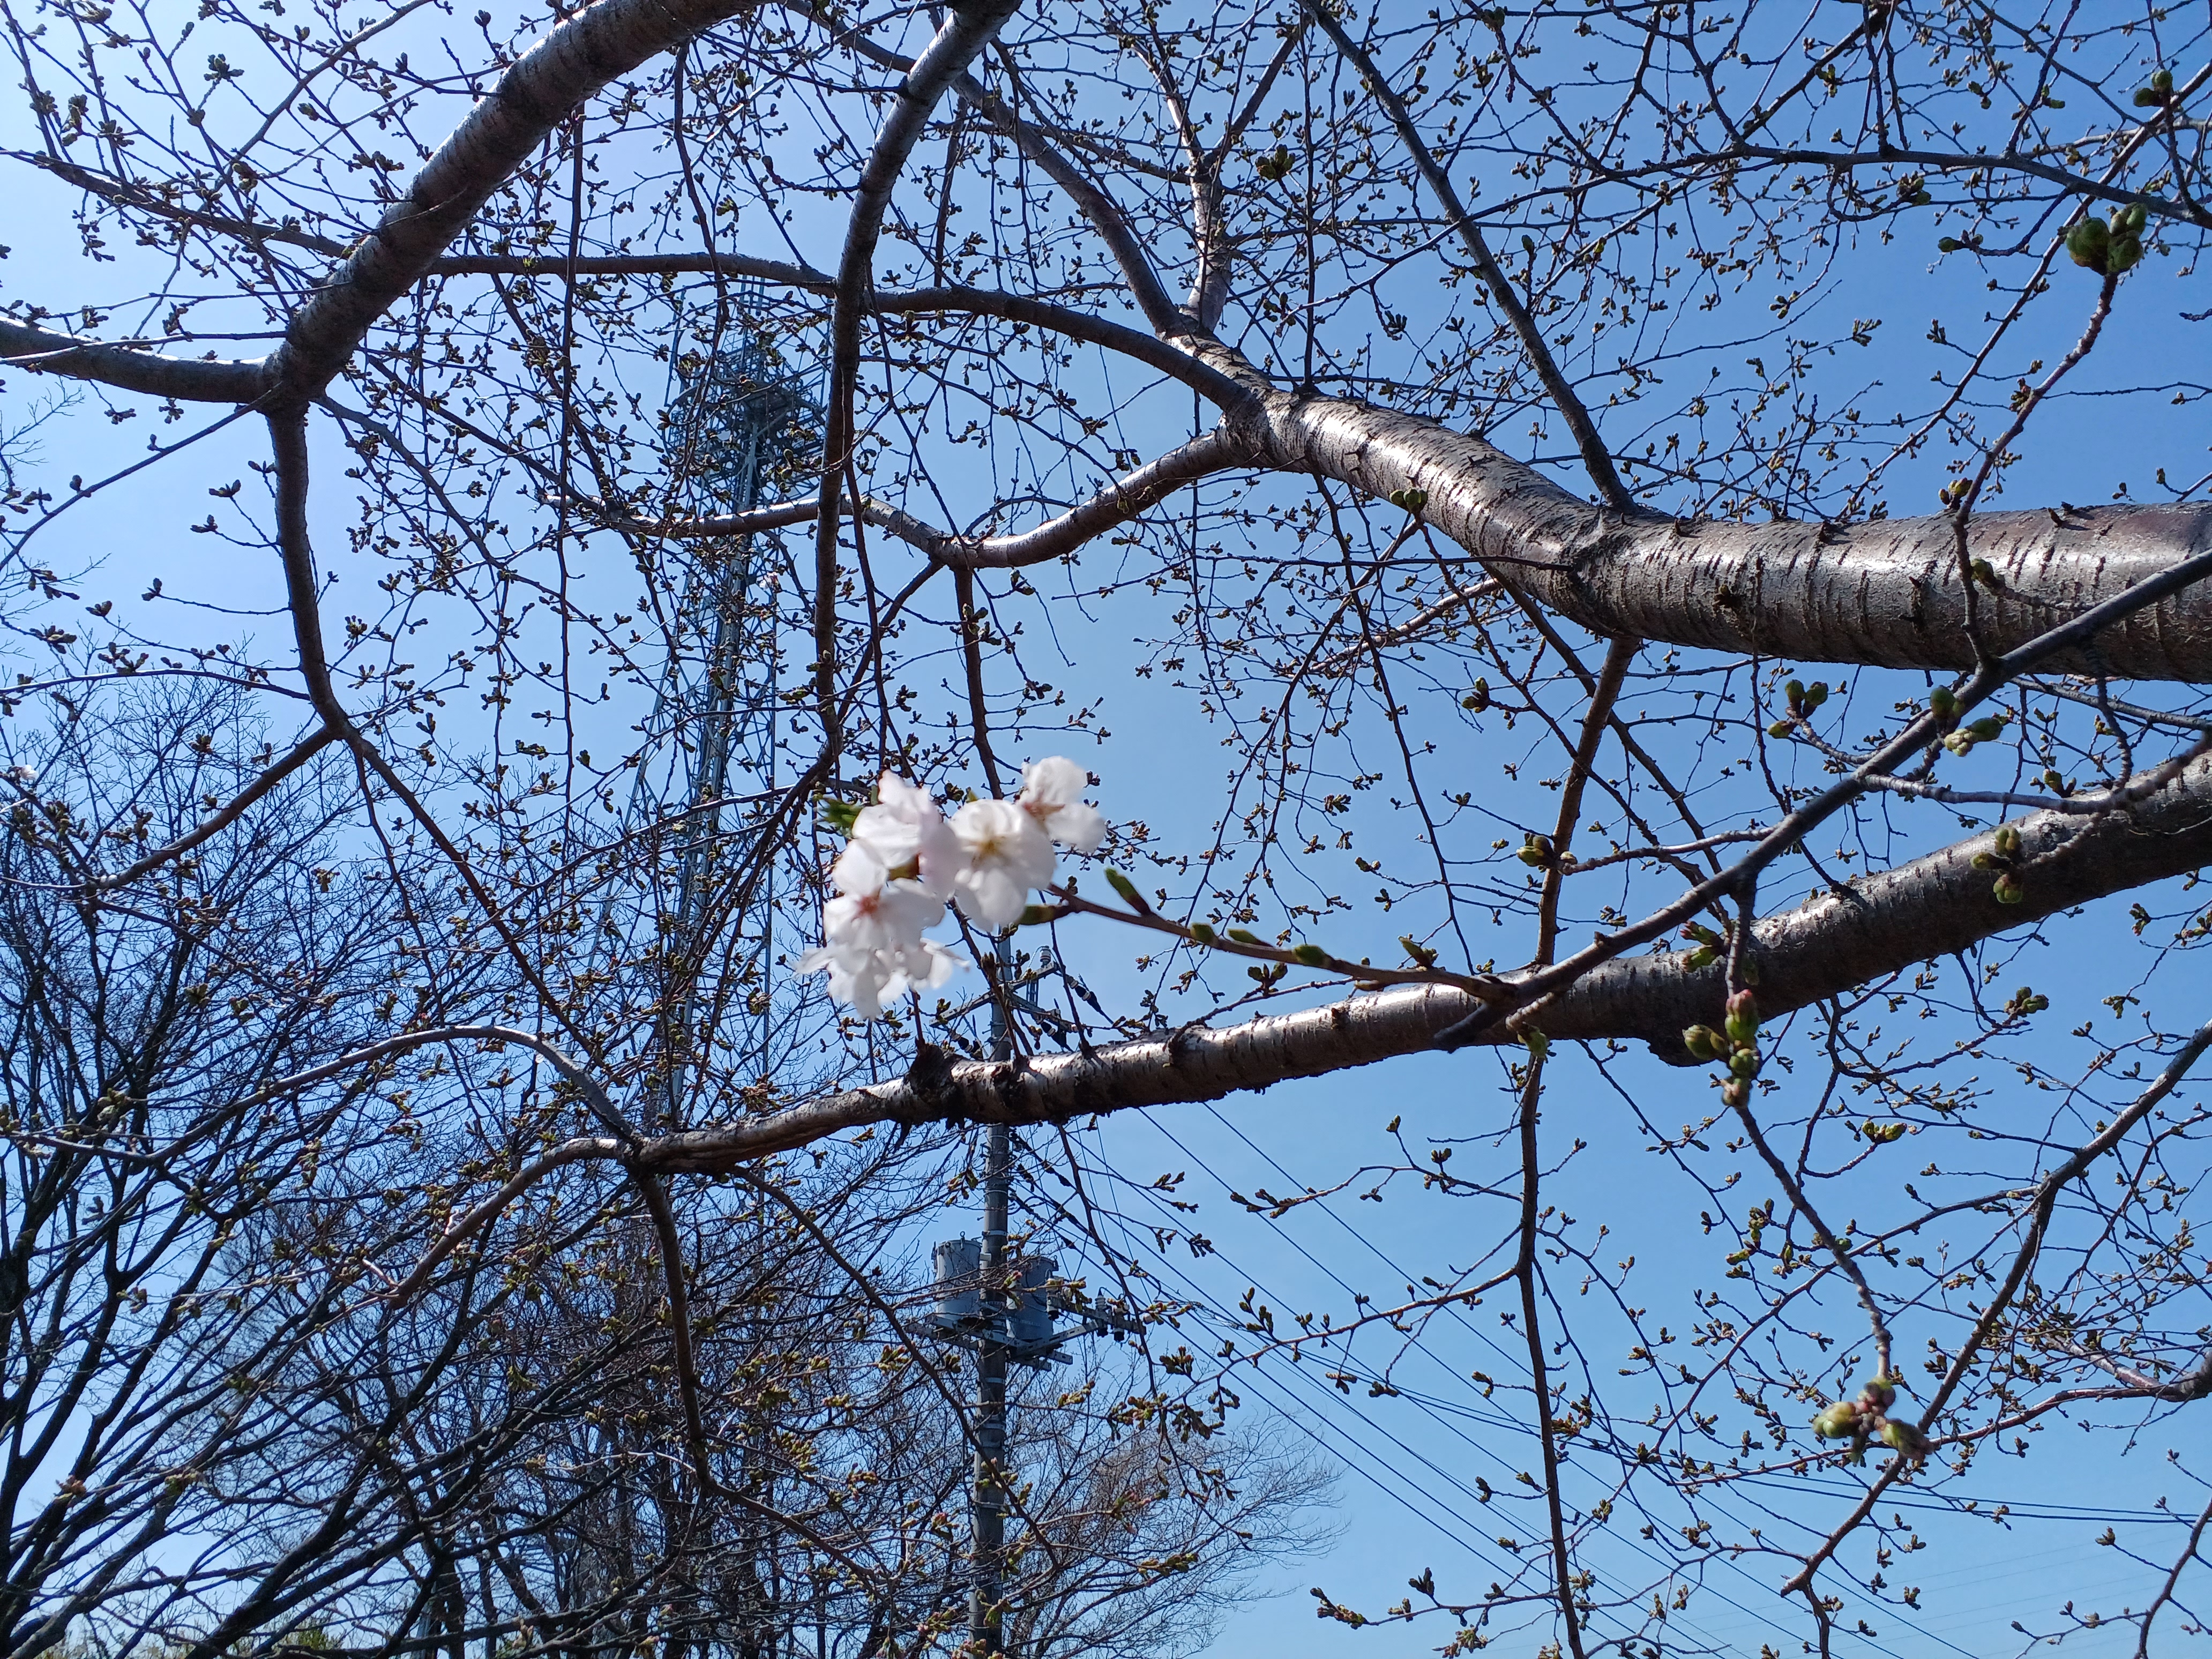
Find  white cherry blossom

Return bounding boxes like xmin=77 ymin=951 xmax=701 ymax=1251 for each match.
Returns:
xmin=1016 ymin=756 xmax=1107 ymax=853
xmin=850 ymin=773 xmax=962 ymax=900
xmin=799 ymin=839 xmax=967 ymax=1019
xmin=948 ymin=797 xmax=1056 ymax=928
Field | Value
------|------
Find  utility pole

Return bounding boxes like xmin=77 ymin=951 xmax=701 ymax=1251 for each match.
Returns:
xmin=970 ymin=935 xmax=1014 ymax=1659
xmin=932 ymin=947 xmax=1139 ymax=1659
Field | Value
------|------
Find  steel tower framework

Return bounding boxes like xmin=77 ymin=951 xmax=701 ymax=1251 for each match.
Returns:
xmin=629 ymin=304 xmax=815 ymax=1122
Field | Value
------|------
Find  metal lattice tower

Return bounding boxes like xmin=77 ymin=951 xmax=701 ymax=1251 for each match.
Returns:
xmin=628 ymin=300 xmax=818 ymax=1123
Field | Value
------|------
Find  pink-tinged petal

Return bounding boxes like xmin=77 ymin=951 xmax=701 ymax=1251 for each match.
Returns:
xmin=953 ymin=859 xmax=1032 ymax=928
xmin=1045 ymin=799 xmax=1106 ymax=854
xmin=853 ymin=773 xmax=948 ymax=873
xmin=913 ymin=814 xmax=967 ymax=901
xmin=1017 ymin=754 xmax=1090 ymax=810
xmin=831 ymin=839 xmax=888 ymax=898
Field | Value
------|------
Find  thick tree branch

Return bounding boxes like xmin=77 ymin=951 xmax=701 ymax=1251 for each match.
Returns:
xmin=621 ymin=426 xmax=1253 ymax=566
xmin=623 ymin=748 xmax=2212 ymax=1167
xmin=1232 ymin=386 xmax=2212 ymax=680
xmin=0 ymin=317 xmax=266 ymax=403
xmin=269 ymin=0 xmax=753 ymax=403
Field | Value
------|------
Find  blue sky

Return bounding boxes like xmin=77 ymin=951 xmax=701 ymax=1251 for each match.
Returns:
xmin=5 ymin=9 xmax=2212 ymax=1656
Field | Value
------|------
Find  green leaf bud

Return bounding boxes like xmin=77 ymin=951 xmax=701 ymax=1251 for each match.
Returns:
xmin=1878 ymin=1419 xmax=1928 ymax=1463
xmin=1015 ymin=905 xmax=1057 ymax=927
xmin=1188 ymin=922 xmax=1216 ymax=945
xmin=1291 ymin=943 xmax=1329 ymax=967
xmin=1767 ymin=719 xmax=1796 ymax=739
xmin=2067 ymin=218 xmax=2110 ymax=267
xmin=1226 ymin=928 xmax=1264 ymax=946
xmin=1104 ymin=868 xmax=1149 ymax=912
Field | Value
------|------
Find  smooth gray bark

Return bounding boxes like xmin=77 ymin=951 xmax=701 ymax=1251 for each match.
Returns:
xmin=0 ymin=318 xmax=266 ymax=404
xmin=1235 ymin=387 xmax=2212 ymax=681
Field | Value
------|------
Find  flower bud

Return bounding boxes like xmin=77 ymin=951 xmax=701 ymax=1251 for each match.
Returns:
xmin=1720 ymin=1078 xmax=1750 ymax=1109
xmin=1993 ymin=873 xmax=2026 ymax=905
xmin=1785 ymin=678 xmax=1805 ymax=708
xmin=1803 ymin=681 xmax=1829 ymax=709
xmin=2067 ymin=218 xmax=2111 ymax=271
xmin=1860 ymin=1377 xmax=1896 ymax=1411
xmin=1812 ymin=1402 xmax=1859 ymax=1440
xmin=1682 ymin=1024 xmax=1722 ymax=1061
xmin=1724 ymin=989 xmax=1759 ymax=1044
xmin=1878 ymin=1418 xmax=1927 ymax=1462
xmin=1728 ymin=1047 xmax=1760 ymax=1079
xmin=1993 ymin=825 xmax=2021 ymax=856
xmin=2108 ymin=234 xmax=2143 ymax=273
xmin=1929 ymin=685 xmax=1959 ymax=718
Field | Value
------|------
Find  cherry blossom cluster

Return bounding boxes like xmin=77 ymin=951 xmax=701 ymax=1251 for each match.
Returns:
xmin=799 ymin=757 xmax=1105 ymax=1018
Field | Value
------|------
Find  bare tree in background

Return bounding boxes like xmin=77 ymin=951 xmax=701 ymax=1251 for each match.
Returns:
xmin=4 ymin=0 xmax=2212 ymax=1653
